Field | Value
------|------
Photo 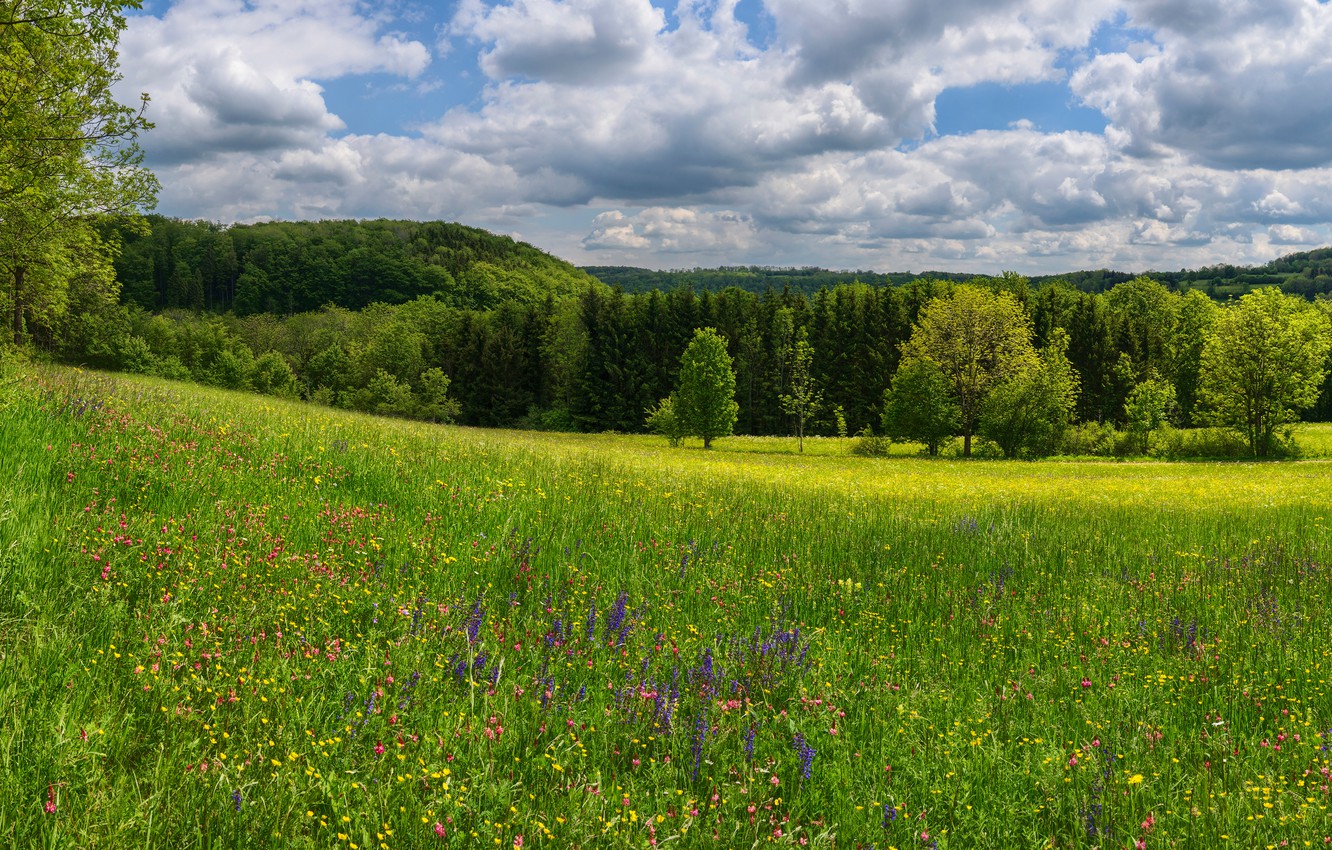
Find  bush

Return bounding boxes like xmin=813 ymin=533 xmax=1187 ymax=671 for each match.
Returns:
xmin=1058 ymin=421 xmax=1124 ymax=457
xmin=1148 ymin=425 xmax=1275 ymax=459
xmin=203 ymin=349 xmax=254 ymax=390
xmin=851 ymin=426 xmax=893 ymax=457
xmin=119 ymin=335 xmax=157 ymax=375
xmin=645 ymin=395 xmax=687 ymax=447
xmin=250 ymin=351 xmax=300 ymax=398
xmin=155 ymin=356 xmax=192 ymax=382
xmin=352 ymin=369 xmax=417 ymax=418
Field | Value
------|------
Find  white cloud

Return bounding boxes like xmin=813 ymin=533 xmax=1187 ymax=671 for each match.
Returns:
xmin=122 ymin=0 xmax=1332 ymax=274
xmin=1074 ymin=0 xmax=1332 ymax=169
xmin=120 ymin=0 xmax=430 ymax=164
xmin=1267 ymin=224 xmax=1324 ymax=246
xmin=582 ymin=207 xmax=757 ymax=255
xmin=451 ymin=0 xmax=666 ymax=83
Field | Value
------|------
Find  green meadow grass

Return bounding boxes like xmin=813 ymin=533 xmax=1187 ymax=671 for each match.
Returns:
xmin=2 ymin=365 xmax=1331 ymax=849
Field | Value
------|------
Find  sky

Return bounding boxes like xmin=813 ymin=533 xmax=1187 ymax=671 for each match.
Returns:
xmin=115 ymin=0 xmax=1332 ymax=275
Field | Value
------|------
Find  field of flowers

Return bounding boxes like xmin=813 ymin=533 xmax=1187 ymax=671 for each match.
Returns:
xmin=2 ymin=365 xmax=1330 ymax=849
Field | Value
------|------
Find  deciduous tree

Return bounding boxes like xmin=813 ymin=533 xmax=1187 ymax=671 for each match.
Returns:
xmin=881 ymin=358 xmax=958 ymax=456
xmin=1198 ymin=288 xmax=1332 ymax=457
xmin=778 ymin=329 xmax=821 ymax=452
xmin=675 ymin=326 xmax=738 ymax=448
xmin=901 ymin=285 xmax=1036 ymax=456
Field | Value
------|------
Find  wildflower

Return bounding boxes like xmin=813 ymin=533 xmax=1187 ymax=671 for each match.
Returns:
xmin=1081 ymin=678 xmax=1091 ymax=688
xmin=434 ymin=822 xmax=446 ymax=838
xmin=44 ymin=785 xmax=56 ymax=814
xmin=1128 ymin=774 xmax=1144 ymax=785
xmin=882 ymin=804 xmax=897 ymax=827
xmin=793 ymin=732 xmax=816 ymax=780
xmin=232 ymin=789 xmax=243 ymax=811
xmin=375 ymin=741 xmax=385 ymax=756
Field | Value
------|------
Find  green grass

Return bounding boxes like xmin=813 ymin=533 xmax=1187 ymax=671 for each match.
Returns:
xmin=2 ymin=365 xmax=1331 ymax=849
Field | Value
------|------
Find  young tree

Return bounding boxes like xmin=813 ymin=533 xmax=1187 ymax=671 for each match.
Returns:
xmin=900 ymin=285 xmax=1037 ymax=456
xmin=1124 ymin=376 xmax=1176 ymax=454
xmin=778 ymin=329 xmax=821 ymax=452
xmin=1198 ymin=288 xmax=1332 ymax=457
xmin=0 ymin=0 xmax=157 ymax=345
xmin=881 ymin=358 xmax=958 ymax=456
xmin=644 ymin=394 xmax=686 ymax=447
xmin=675 ymin=327 xmax=738 ymax=448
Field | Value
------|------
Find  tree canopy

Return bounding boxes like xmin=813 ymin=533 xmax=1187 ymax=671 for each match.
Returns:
xmin=900 ymin=284 xmax=1037 ymax=456
xmin=0 ymin=0 xmax=157 ymax=346
xmin=1198 ymin=288 xmax=1332 ymax=457
xmin=675 ymin=327 xmax=739 ymax=449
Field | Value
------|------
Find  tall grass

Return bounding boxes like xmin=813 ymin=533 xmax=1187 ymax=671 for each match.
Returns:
xmin=2 ymin=364 xmax=1330 ymax=848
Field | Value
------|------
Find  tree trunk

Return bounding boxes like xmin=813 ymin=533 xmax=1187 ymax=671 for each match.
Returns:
xmin=11 ymin=266 xmax=24 ymax=347
xmin=963 ymin=430 xmax=972 ymax=457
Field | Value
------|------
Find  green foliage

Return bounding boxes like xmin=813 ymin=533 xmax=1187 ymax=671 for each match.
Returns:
xmin=249 ymin=351 xmax=299 ymax=399
xmin=902 ymin=284 xmax=1038 ymax=456
xmin=675 ymin=327 xmax=738 ymax=448
xmin=1199 ymin=288 xmax=1332 ymax=457
xmin=778 ymin=331 xmax=821 ymax=451
xmin=203 ymin=348 xmax=254 ymax=391
xmin=881 ymin=358 xmax=959 ymax=456
xmin=1147 ymin=425 xmax=1262 ymax=459
xmin=1057 ymin=420 xmax=1125 ymax=457
xmin=978 ymin=329 xmax=1080 ymax=458
xmin=109 ymin=217 xmax=600 ymax=315
xmin=1125 ymin=377 xmax=1177 ymax=454
xmin=354 ymin=369 xmax=418 ymax=418
xmin=850 ymin=425 xmax=893 ymax=457
xmin=416 ymin=367 xmax=460 ymax=424
xmin=645 ymin=395 xmax=686 ymax=447
xmin=0 ymin=0 xmax=156 ymax=346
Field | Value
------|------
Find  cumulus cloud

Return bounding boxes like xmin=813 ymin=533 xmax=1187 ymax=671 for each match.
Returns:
xmin=120 ymin=0 xmax=1332 ymax=274
xmin=582 ymin=207 xmax=757 ymax=255
xmin=1267 ymin=224 xmax=1325 ymax=246
xmin=451 ymin=0 xmax=666 ymax=83
xmin=120 ymin=0 xmax=430 ymax=164
xmin=1073 ymin=0 xmax=1332 ymax=169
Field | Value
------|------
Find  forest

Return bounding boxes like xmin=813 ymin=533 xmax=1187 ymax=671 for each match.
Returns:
xmin=6 ymin=216 xmax=1326 ymax=459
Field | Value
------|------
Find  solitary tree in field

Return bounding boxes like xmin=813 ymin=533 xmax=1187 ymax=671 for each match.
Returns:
xmin=1198 ymin=288 xmax=1331 ymax=457
xmin=901 ymin=284 xmax=1037 ymax=456
xmin=675 ymin=327 xmax=738 ymax=448
xmin=779 ymin=329 xmax=821 ymax=452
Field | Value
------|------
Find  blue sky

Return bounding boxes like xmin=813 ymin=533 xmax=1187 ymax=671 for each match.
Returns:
xmin=117 ymin=0 xmax=1332 ymax=274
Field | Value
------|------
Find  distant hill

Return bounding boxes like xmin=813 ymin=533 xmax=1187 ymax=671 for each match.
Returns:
xmin=585 ymin=247 xmax=1332 ymax=299
xmin=583 ymin=265 xmax=980 ymax=296
xmin=107 ymin=217 xmax=602 ymax=315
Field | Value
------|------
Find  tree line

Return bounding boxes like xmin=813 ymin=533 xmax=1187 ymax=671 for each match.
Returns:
xmin=41 ymin=263 xmax=1332 ymax=458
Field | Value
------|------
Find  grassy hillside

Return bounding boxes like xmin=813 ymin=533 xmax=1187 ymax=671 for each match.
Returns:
xmin=3 ymin=365 xmax=1331 ymax=848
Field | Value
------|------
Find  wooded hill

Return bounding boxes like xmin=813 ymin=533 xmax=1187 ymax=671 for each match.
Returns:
xmin=588 ymin=247 xmax=1332 ymax=299
xmin=105 ymin=216 xmax=601 ymax=315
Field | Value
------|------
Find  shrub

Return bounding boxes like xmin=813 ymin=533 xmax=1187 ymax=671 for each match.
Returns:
xmin=851 ymin=426 xmax=893 ymax=457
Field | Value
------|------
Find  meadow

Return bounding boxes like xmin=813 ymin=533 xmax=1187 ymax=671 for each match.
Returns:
xmin=2 ymin=364 xmax=1330 ymax=849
